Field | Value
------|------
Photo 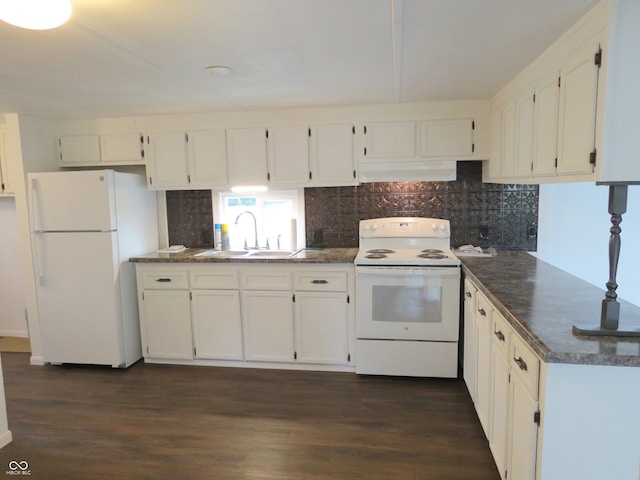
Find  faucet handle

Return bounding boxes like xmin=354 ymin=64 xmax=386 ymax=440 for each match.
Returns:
xmin=277 ymin=234 xmax=282 ymax=250
xmin=243 ymin=238 xmax=248 ymax=250
xmin=265 ymin=237 xmax=271 ymax=250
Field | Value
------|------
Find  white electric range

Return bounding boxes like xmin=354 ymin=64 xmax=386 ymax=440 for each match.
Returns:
xmin=354 ymin=217 xmax=461 ymax=378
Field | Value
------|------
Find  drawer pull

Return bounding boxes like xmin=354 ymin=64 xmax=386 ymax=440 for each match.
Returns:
xmin=465 ymin=291 xmax=472 ymax=298
xmin=156 ymin=278 xmax=172 ymax=283
xmin=514 ymin=356 xmax=528 ymax=371
xmin=311 ymin=279 xmax=328 ymax=284
xmin=494 ymin=330 xmax=505 ymax=342
xmin=478 ymin=308 xmax=486 ymax=316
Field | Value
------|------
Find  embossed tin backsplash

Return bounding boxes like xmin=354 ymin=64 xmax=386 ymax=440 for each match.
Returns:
xmin=166 ymin=161 xmax=538 ymax=250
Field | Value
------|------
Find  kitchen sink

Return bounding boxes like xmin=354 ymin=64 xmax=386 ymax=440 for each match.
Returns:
xmin=195 ymin=250 xmax=248 ymax=257
xmin=244 ymin=249 xmax=299 ymax=257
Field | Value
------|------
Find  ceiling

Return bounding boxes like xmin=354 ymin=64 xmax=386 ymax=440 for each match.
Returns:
xmin=0 ymin=0 xmax=600 ymax=119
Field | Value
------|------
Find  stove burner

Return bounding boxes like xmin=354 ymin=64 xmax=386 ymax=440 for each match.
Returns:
xmin=365 ymin=254 xmax=388 ymax=259
xmin=367 ymin=249 xmax=395 ymax=254
xmin=421 ymin=248 xmax=444 ymax=254
xmin=417 ymin=253 xmax=447 ymax=260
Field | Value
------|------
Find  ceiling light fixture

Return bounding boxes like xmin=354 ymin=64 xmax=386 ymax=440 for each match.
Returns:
xmin=0 ymin=0 xmax=72 ymax=30
xmin=205 ymin=65 xmax=232 ymax=76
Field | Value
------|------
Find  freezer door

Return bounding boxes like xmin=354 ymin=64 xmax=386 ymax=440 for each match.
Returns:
xmin=29 ymin=170 xmax=117 ymax=232
xmin=33 ymin=231 xmax=126 ymax=366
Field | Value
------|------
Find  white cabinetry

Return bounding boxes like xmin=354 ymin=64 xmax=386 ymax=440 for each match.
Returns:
xmin=187 ymin=130 xmax=228 ymax=187
xmin=59 ymin=133 xmax=144 ymax=166
xmin=227 ymin=128 xmax=268 ymax=186
xmin=267 ymin=126 xmax=310 ymax=185
xmin=420 ymin=119 xmax=474 ymax=158
xmin=293 ymin=271 xmax=350 ymax=365
xmin=0 ymin=129 xmax=13 ymax=195
xmin=556 ymin=40 xmax=601 ymax=176
xmin=146 ymin=132 xmax=189 ymax=188
xmin=474 ymin=290 xmax=493 ymax=439
xmin=138 ymin=268 xmax=193 ymax=360
xmin=190 ymin=268 xmax=242 ymax=360
xmin=532 ymin=72 xmax=560 ymax=177
xmin=514 ymin=92 xmax=535 ymax=178
xmin=362 ymin=121 xmax=417 ymax=160
xmin=309 ymin=124 xmax=357 ymax=186
xmin=464 ymin=278 xmax=540 ymax=480
xmin=462 ymin=279 xmax=478 ymax=401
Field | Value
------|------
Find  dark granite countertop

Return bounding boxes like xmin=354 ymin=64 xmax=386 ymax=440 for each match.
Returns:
xmin=460 ymin=251 xmax=640 ymax=367
xmin=130 ymin=247 xmax=358 ymax=264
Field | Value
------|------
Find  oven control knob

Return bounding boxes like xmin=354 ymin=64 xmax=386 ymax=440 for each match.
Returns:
xmin=431 ymin=223 xmax=438 ymax=231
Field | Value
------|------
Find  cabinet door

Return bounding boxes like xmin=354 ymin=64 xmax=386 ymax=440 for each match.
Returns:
xmin=501 ymin=103 xmax=517 ymax=178
xmin=146 ymin=132 xmax=189 ymax=188
xmin=187 ymin=129 xmax=228 ymax=187
xmin=533 ymin=72 xmax=560 ymax=177
xmin=363 ymin=121 xmax=417 ymax=159
xmin=294 ymin=291 xmax=348 ymax=365
xmin=420 ymin=119 xmax=473 ymax=158
xmin=227 ymin=128 xmax=268 ymax=185
xmin=191 ymin=290 xmax=243 ymax=360
xmin=508 ymin=374 xmax=539 ymax=480
xmin=462 ymin=280 xmax=477 ymax=401
xmin=267 ymin=126 xmax=310 ymax=185
xmin=0 ymin=129 xmax=12 ymax=195
xmin=488 ymin=110 xmax=503 ymax=179
xmin=58 ymin=135 xmax=101 ymax=165
xmin=142 ymin=290 xmax=193 ymax=359
xmin=475 ymin=293 xmax=493 ymax=439
xmin=309 ymin=124 xmax=356 ymax=186
xmin=100 ymin=133 xmax=144 ymax=164
xmin=515 ymin=92 xmax=535 ymax=178
xmin=241 ymin=290 xmax=294 ymax=362
xmin=557 ymin=40 xmax=601 ymax=175
xmin=490 ymin=345 xmax=510 ymax=480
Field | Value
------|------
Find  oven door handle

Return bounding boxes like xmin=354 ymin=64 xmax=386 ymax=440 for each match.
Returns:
xmin=355 ymin=266 xmax=460 ymax=277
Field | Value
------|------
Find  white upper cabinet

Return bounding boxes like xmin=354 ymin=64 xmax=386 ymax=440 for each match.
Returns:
xmin=227 ymin=127 xmax=269 ymax=186
xmin=514 ymin=91 xmax=535 ymax=178
xmin=532 ymin=71 xmax=560 ymax=177
xmin=500 ymin=103 xmax=517 ymax=178
xmin=362 ymin=121 xmax=417 ymax=160
xmin=0 ymin=129 xmax=13 ymax=195
xmin=488 ymin=110 xmax=503 ymax=179
xmin=187 ymin=129 xmax=228 ymax=187
xmin=420 ymin=119 xmax=474 ymax=158
xmin=146 ymin=132 xmax=189 ymax=189
xmin=59 ymin=133 xmax=144 ymax=166
xmin=557 ymin=39 xmax=601 ymax=176
xmin=99 ymin=133 xmax=145 ymax=164
xmin=267 ymin=126 xmax=310 ymax=185
xmin=309 ymin=124 xmax=357 ymax=186
xmin=58 ymin=135 xmax=101 ymax=165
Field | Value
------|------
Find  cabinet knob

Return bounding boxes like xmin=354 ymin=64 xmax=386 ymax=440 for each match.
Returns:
xmin=156 ymin=278 xmax=172 ymax=283
xmin=478 ymin=308 xmax=486 ymax=316
xmin=311 ymin=279 xmax=328 ymax=284
xmin=514 ymin=356 xmax=528 ymax=371
xmin=465 ymin=291 xmax=472 ymax=298
xmin=494 ymin=330 xmax=505 ymax=342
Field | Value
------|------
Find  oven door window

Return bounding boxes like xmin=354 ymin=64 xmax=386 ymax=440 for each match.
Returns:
xmin=372 ymin=284 xmax=442 ymax=323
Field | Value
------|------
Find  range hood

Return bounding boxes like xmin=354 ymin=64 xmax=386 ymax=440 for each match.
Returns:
xmin=358 ymin=160 xmax=457 ymax=183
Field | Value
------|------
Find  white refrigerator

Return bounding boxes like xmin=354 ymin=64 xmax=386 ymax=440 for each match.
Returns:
xmin=28 ymin=170 xmax=158 ymax=367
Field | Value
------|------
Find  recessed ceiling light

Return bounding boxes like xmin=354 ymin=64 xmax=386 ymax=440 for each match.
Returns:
xmin=0 ymin=0 xmax=72 ymax=30
xmin=205 ymin=66 xmax=232 ymax=76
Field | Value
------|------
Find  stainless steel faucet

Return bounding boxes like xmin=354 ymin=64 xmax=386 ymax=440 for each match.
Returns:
xmin=234 ymin=211 xmax=259 ymax=249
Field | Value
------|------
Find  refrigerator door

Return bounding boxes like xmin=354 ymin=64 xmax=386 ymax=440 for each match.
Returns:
xmin=33 ymin=231 xmax=126 ymax=366
xmin=29 ymin=170 xmax=117 ymax=232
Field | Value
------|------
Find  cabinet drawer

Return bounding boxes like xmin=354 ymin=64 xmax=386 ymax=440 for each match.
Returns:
xmin=190 ymin=269 xmax=239 ymax=290
xmin=293 ymin=271 xmax=347 ymax=292
xmin=510 ymin=334 xmax=540 ymax=399
xmin=241 ymin=270 xmax=291 ymax=291
xmin=491 ymin=310 xmax=511 ymax=356
xmin=141 ymin=270 xmax=189 ymax=290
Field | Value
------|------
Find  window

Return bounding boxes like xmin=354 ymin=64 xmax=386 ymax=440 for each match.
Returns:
xmin=215 ymin=189 xmax=304 ymax=251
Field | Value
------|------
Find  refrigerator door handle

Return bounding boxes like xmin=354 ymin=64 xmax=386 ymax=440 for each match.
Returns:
xmin=30 ymin=177 xmax=41 ymax=232
xmin=33 ymin=233 xmax=45 ymax=284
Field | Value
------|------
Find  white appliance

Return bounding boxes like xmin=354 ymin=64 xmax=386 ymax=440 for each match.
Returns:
xmin=355 ymin=217 xmax=461 ymax=378
xmin=28 ymin=170 xmax=158 ymax=368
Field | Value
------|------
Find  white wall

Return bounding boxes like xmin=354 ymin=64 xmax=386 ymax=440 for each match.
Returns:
xmin=535 ymin=182 xmax=640 ymax=307
xmin=0 ymin=197 xmax=27 ymax=336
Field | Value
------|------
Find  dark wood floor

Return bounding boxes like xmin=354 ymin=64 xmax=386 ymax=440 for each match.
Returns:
xmin=0 ymin=353 xmax=499 ymax=480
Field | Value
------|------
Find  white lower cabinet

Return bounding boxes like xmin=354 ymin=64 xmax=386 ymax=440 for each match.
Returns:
xmin=136 ymin=263 xmax=354 ymax=370
xmin=462 ymin=279 xmax=478 ymax=403
xmin=191 ymin=290 xmax=243 ymax=360
xmin=464 ymin=278 xmax=540 ymax=480
xmin=242 ymin=290 xmax=295 ymax=362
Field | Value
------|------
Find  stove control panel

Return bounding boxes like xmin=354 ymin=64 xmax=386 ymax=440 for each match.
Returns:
xmin=360 ymin=217 xmax=450 ymax=238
